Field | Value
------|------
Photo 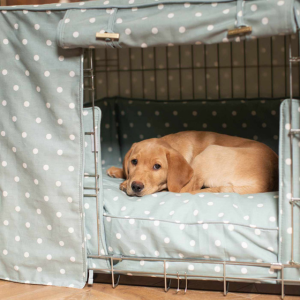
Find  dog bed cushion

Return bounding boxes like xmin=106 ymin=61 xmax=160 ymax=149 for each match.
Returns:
xmin=99 ymin=169 xmax=279 ymax=280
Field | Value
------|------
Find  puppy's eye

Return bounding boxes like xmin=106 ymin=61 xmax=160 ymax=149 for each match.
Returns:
xmin=153 ymin=164 xmax=161 ymax=170
xmin=131 ymin=159 xmax=138 ymax=165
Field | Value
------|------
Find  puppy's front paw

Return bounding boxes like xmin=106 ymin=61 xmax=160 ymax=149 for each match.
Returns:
xmin=120 ymin=181 xmax=127 ymax=192
xmin=107 ymin=167 xmax=124 ymax=178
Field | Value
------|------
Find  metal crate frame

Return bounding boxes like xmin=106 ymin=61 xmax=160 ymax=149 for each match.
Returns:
xmin=83 ymin=35 xmax=300 ymax=298
xmin=89 ymin=36 xmax=300 ymax=101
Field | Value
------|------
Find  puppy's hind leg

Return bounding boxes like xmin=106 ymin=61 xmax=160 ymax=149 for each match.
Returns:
xmin=180 ymin=153 xmax=205 ymax=193
xmin=107 ymin=166 xmax=125 ymax=179
xmin=180 ymin=175 xmax=204 ymax=193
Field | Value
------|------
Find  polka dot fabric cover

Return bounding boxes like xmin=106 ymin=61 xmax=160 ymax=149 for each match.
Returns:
xmin=0 ymin=10 xmax=86 ymax=288
xmin=279 ymin=99 xmax=300 ymax=282
xmin=95 ymin=98 xmax=281 ymax=167
xmin=99 ymin=171 xmax=279 ymax=281
xmin=56 ymin=0 xmax=298 ymax=49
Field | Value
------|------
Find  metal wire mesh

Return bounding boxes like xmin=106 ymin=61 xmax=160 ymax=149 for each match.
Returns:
xmin=85 ymin=35 xmax=300 ymax=101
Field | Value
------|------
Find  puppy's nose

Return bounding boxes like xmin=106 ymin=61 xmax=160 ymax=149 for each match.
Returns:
xmin=131 ymin=181 xmax=144 ymax=193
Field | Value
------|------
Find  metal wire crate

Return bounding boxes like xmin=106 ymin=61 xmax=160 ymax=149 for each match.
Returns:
xmin=84 ymin=35 xmax=300 ymax=102
xmin=83 ymin=34 xmax=300 ymax=299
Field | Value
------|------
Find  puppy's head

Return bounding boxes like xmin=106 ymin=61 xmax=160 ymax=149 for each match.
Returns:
xmin=121 ymin=139 xmax=193 ymax=196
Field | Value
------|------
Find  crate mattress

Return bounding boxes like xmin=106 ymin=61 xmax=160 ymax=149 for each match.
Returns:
xmin=86 ymin=169 xmax=280 ymax=281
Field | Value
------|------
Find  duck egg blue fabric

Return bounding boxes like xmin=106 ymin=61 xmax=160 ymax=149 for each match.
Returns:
xmin=56 ymin=0 xmax=298 ymax=48
xmin=279 ymin=99 xmax=300 ymax=281
xmin=82 ymin=107 xmax=110 ymax=271
xmin=0 ymin=9 xmax=86 ymax=288
xmin=2 ymin=0 xmax=299 ymax=49
xmin=96 ymin=170 xmax=279 ymax=281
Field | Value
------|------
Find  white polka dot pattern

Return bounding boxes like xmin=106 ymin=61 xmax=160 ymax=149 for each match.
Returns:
xmin=279 ymin=99 xmax=300 ymax=282
xmin=99 ymin=98 xmax=280 ymax=167
xmin=0 ymin=9 xmax=87 ymax=289
xmin=0 ymin=0 xmax=297 ymax=288
xmin=55 ymin=0 xmax=294 ymax=50
xmin=101 ymin=161 xmax=279 ymax=279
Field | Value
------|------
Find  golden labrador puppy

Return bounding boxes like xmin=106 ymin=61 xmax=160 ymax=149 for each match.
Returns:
xmin=107 ymin=131 xmax=278 ymax=196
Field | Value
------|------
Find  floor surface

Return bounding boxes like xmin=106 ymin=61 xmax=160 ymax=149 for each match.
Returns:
xmin=1 ymin=279 xmax=300 ymax=300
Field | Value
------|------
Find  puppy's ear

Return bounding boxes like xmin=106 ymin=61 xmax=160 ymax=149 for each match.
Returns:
xmin=166 ymin=149 xmax=193 ymax=193
xmin=123 ymin=143 xmax=136 ymax=179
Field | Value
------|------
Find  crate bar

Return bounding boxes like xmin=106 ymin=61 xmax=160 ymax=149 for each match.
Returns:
xmin=141 ymin=48 xmax=145 ymax=99
xmin=176 ymin=272 xmax=180 ymax=293
xmin=110 ymin=257 xmax=120 ymax=288
xmin=299 ymin=30 xmax=300 ymax=101
xmin=88 ymin=254 xmax=297 ymax=268
xmin=281 ymin=267 xmax=285 ymax=300
xmin=288 ymin=37 xmax=295 ymax=265
xmin=105 ymin=48 xmax=109 ymax=97
xmin=204 ymin=44 xmax=208 ymax=99
xmin=86 ymin=49 xmax=101 ymax=256
xmin=90 ymin=267 xmax=298 ymax=284
xmin=223 ymin=262 xmax=226 ymax=296
xmin=154 ymin=47 xmax=158 ymax=100
xmin=291 ymin=198 xmax=300 ymax=201
xmin=93 ymin=50 xmax=97 ymax=99
xmin=84 ymin=187 xmax=99 ymax=191
xmin=290 ymin=129 xmax=300 ymax=133
xmin=230 ymin=42 xmax=234 ymax=98
xmin=94 ymin=65 xmax=288 ymax=73
xmin=191 ymin=45 xmax=195 ymax=100
xmin=179 ymin=46 xmax=182 ymax=100
xmin=290 ymin=57 xmax=300 ymax=62
xmin=243 ymin=40 xmax=247 ymax=98
xmin=129 ymin=48 xmax=133 ymax=98
xmin=166 ymin=47 xmax=170 ymax=100
xmin=217 ymin=43 xmax=221 ymax=99
xmin=111 ymin=257 xmax=114 ymax=287
xmin=163 ymin=260 xmax=168 ymax=292
xmin=88 ymin=254 xmax=298 ymax=297
xmin=257 ymin=38 xmax=260 ymax=98
xmin=96 ymin=59 xmax=120 ymax=62
xmin=117 ymin=49 xmax=121 ymax=97
xmin=285 ymin=36 xmax=288 ymax=96
xmin=271 ymin=37 xmax=274 ymax=98
xmin=90 ymin=49 xmax=101 ymax=256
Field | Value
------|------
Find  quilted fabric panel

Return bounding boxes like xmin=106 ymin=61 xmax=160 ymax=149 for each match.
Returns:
xmin=0 ymin=10 xmax=86 ymax=288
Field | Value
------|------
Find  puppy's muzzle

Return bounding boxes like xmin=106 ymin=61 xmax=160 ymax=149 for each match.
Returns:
xmin=131 ymin=181 xmax=144 ymax=194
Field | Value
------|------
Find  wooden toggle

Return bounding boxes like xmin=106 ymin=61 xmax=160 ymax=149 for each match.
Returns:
xmin=228 ymin=26 xmax=252 ymax=36
xmin=96 ymin=32 xmax=120 ymax=41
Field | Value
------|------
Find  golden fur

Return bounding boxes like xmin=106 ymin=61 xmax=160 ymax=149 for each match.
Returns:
xmin=107 ymin=131 xmax=278 ymax=196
